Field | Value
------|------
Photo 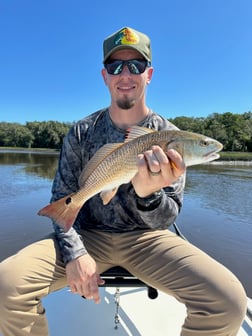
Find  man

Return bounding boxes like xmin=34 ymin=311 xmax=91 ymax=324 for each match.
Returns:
xmin=0 ymin=27 xmax=247 ymax=336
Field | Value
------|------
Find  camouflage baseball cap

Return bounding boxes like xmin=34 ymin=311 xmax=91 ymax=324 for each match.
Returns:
xmin=103 ymin=27 xmax=152 ymax=63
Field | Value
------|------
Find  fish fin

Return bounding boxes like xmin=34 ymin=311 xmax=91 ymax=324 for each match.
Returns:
xmin=100 ymin=187 xmax=118 ymax=205
xmin=79 ymin=143 xmax=124 ymax=186
xmin=38 ymin=194 xmax=81 ymax=232
xmin=125 ymin=126 xmax=155 ymax=142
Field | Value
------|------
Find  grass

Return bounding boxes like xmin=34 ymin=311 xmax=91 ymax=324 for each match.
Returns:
xmin=219 ymin=151 xmax=252 ymax=161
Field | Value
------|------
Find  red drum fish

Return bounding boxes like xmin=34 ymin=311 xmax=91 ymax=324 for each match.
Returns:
xmin=38 ymin=126 xmax=223 ymax=232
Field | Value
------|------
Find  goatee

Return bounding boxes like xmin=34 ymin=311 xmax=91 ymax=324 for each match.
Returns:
xmin=116 ymin=97 xmax=135 ymax=110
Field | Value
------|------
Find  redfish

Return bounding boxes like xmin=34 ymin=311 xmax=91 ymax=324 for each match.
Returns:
xmin=38 ymin=126 xmax=223 ymax=232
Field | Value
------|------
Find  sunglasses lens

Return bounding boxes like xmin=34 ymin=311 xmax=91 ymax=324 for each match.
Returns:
xmin=105 ymin=60 xmax=149 ymax=75
xmin=128 ymin=60 xmax=146 ymax=74
xmin=105 ymin=61 xmax=123 ymax=75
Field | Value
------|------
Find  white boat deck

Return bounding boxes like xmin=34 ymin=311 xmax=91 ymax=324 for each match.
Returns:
xmin=43 ymin=287 xmax=252 ymax=336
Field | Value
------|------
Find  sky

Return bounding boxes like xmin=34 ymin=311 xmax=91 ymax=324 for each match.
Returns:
xmin=0 ymin=0 xmax=251 ymax=124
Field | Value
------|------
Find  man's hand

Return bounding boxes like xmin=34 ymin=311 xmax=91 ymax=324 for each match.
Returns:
xmin=132 ymin=146 xmax=186 ymax=198
xmin=66 ymin=254 xmax=105 ymax=304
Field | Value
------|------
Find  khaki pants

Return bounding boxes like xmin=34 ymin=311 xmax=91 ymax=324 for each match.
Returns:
xmin=0 ymin=229 xmax=247 ymax=336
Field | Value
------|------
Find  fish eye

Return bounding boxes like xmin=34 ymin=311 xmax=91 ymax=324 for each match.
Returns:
xmin=200 ymin=139 xmax=209 ymax=147
xmin=65 ymin=197 xmax=72 ymax=205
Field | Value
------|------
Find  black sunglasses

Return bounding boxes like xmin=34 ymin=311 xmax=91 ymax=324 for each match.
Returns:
xmin=104 ymin=59 xmax=151 ymax=75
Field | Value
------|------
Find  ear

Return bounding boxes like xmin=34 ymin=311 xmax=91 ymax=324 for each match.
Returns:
xmin=146 ymin=67 xmax=153 ymax=85
xmin=101 ymin=68 xmax=108 ymax=85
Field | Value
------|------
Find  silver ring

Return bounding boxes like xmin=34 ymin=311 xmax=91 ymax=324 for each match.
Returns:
xmin=150 ymin=169 xmax=161 ymax=176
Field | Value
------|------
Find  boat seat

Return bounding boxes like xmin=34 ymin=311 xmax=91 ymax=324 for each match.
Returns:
xmin=100 ymin=266 xmax=158 ymax=299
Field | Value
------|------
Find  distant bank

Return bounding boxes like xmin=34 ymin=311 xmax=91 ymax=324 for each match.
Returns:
xmin=1 ymin=147 xmax=252 ymax=163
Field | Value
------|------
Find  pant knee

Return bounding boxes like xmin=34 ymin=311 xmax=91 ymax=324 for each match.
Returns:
xmin=223 ymin=282 xmax=247 ymax=324
xmin=183 ymin=279 xmax=247 ymax=336
xmin=209 ymin=279 xmax=247 ymax=333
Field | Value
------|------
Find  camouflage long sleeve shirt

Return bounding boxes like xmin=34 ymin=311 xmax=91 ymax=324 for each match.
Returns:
xmin=51 ymin=108 xmax=185 ymax=264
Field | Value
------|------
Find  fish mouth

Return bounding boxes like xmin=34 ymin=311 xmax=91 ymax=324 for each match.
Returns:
xmin=209 ymin=153 xmax=220 ymax=160
xmin=203 ymin=141 xmax=223 ymax=160
xmin=203 ymin=151 xmax=220 ymax=161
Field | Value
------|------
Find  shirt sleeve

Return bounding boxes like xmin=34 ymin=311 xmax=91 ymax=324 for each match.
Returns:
xmin=135 ymin=173 xmax=185 ymax=229
xmin=50 ymin=126 xmax=87 ymax=265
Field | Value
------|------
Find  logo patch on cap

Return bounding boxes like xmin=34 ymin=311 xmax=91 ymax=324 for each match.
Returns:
xmin=114 ymin=28 xmax=139 ymax=46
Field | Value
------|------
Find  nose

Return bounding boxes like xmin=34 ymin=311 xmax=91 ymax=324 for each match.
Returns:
xmin=120 ymin=63 xmax=132 ymax=76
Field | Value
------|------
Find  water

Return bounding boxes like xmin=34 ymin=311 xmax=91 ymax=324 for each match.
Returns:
xmin=0 ymin=151 xmax=57 ymax=256
xmin=0 ymin=151 xmax=251 ymax=297
xmin=176 ymin=164 xmax=252 ymax=297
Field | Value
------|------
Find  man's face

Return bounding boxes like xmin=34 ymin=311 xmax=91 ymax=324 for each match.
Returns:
xmin=102 ymin=49 xmax=153 ymax=110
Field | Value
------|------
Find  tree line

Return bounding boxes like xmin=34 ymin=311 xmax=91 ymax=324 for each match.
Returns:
xmin=0 ymin=121 xmax=72 ymax=149
xmin=0 ymin=111 xmax=251 ymax=151
xmin=169 ymin=111 xmax=252 ymax=151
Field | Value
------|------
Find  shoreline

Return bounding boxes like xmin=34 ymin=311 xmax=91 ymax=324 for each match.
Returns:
xmin=1 ymin=147 xmax=252 ymax=165
xmin=0 ymin=147 xmax=59 ymax=155
xmin=208 ymin=160 xmax=252 ymax=166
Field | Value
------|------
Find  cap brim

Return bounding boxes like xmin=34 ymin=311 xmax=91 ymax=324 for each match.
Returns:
xmin=103 ymin=45 xmax=149 ymax=63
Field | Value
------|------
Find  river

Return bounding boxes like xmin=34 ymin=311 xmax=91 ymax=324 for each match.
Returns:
xmin=0 ymin=151 xmax=251 ymax=297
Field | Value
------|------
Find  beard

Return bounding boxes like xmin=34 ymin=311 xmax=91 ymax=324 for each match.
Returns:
xmin=116 ymin=96 xmax=135 ymax=110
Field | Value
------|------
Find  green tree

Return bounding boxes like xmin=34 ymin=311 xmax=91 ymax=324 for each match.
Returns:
xmin=169 ymin=116 xmax=205 ymax=133
xmin=26 ymin=121 xmax=71 ymax=149
xmin=0 ymin=122 xmax=34 ymax=147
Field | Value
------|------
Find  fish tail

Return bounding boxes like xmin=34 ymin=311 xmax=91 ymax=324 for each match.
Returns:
xmin=38 ymin=195 xmax=81 ymax=232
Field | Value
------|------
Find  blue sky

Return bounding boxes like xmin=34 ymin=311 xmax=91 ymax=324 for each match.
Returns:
xmin=0 ymin=0 xmax=251 ymax=124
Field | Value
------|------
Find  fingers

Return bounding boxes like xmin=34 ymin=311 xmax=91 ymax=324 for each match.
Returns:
xmin=144 ymin=145 xmax=169 ymax=174
xmin=66 ymin=255 xmax=103 ymax=304
xmin=70 ymin=276 xmax=101 ymax=304
xmin=166 ymin=148 xmax=186 ymax=177
xmin=89 ymin=275 xmax=105 ymax=304
xmin=87 ymin=279 xmax=100 ymax=303
xmin=136 ymin=154 xmax=149 ymax=177
xmin=137 ymin=146 xmax=167 ymax=176
xmin=139 ymin=146 xmax=185 ymax=178
xmin=86 ymin=275 xmax=105 ymax=304
xmin=133 ymin=146 xmax=185 ymax=198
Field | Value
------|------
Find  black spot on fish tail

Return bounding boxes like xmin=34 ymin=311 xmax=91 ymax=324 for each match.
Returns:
xmin=65 ymin=197 xmax=72 ymax=205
